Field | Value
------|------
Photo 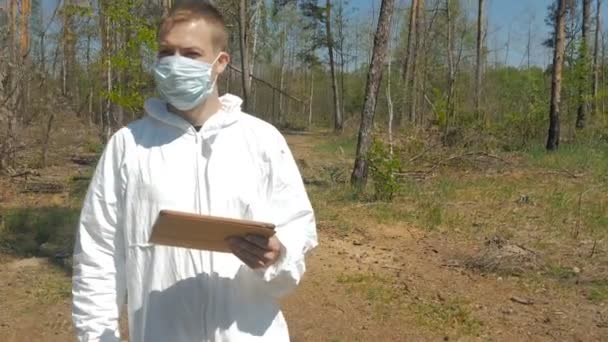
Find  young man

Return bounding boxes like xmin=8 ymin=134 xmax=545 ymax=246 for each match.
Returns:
xmin=71 ymin=2 xmax=317 ymax=341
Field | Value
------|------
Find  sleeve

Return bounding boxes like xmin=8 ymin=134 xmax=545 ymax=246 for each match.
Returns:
xmin=250 ymin=133 xmax=318 ymax=299
xmin=72 ymin=131 xmax=127 ymax=342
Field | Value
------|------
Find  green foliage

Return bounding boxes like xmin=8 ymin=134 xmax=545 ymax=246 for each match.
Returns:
xmin=314 ymin=135 xmax=357 ymax=156
xmin=105 ymin=0 xmax=158 ymax=112
xmin=368 ymin=139 xmax=401 ymax=201
xmin=413 ymin=299 xmax=483 ymax=336
xmin=0 ymin=207 xmax=79 ymax=256
xmin=588 ymin=280 xmax=608 ymax=303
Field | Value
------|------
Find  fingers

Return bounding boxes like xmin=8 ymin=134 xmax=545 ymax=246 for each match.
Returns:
xmin=244 ymin=235 xmax=271 ymax=251
xmin=230 ymin=242 xmax=265 ymax=269
xmin=230 ymin=237 xmax=270 ymax=259
xmin=227 ymin=236 xmax=279 ymax=269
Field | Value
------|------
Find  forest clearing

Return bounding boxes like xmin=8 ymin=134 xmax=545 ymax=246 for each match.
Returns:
xmin=1 ymin=0 xmax=608 ymax=341
xmin=1 ymin=113 xmax=607 ymax=341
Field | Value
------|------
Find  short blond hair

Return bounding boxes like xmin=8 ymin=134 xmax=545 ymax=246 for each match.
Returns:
xmin=159 ymin=1 xmax=228 ymax=52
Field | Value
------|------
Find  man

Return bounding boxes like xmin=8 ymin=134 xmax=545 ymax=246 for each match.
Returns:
xmin=71 ymin=2 xmax=317 ymax=341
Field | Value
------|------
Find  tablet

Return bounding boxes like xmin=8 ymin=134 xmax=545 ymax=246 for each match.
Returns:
xmin=149 ymin=209 xmax=276 ymax=253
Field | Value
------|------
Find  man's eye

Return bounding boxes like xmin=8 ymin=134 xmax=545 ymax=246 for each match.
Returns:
xmin=184 ymin=53 xmax=200 ymax=59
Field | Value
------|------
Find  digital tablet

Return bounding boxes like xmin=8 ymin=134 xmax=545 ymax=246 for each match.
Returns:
xmin=149 ymin=209 xmax=276 ymax=253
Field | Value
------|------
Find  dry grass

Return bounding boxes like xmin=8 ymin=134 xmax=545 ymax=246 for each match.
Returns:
xmin=301 ymin=131 xmax=608 ymax=301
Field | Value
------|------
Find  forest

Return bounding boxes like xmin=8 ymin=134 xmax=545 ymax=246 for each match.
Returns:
xmin=0 ymin=0 xmax=607 ymax=340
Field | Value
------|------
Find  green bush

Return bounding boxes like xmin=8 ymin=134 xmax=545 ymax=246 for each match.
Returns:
xmin=0 ymin=207 xmax=79 ymax=256
xmin=368 ymin=139 xmax=401 ymax=201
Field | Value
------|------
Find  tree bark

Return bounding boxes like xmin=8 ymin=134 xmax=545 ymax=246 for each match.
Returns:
xmin=19 ymin=0 xmax=32 ymax=117
xmin=351 ymin=0 xmax=396 ymax=189
xmin=161 ymin=0 xmax=172 ymax=16
xmin=326 ymin=0 xmax=344 ymax=132
xmin=86 ymin=22 xmax=93 ymax=126
xmin=398 ymin=0 xmax=418 ymax=127
xmin=309 ymin=70 xmax=314 ymax=127
xmin=337 ymin=0 xmax=346 ymax=120
xmin=592 ymin=0 xmax=601 ymax=117
xmin=41 ymin=112 xmax=55 ymax=168
xmin=475 ymin=0 xmax=484 ymax=119
xmin=603 ymin=32 xmax=607 ymax=118
xmin=20 ymin=0 xmax=32 ymax=58
xmin=409 ymin=0 xmax=424 ymax=124
xmin=419 ymin=2 xmax=440 ymax=126
xmin=100 ymin=1 xmax=112 ymax=142
xmin=526 ymin=20 xmax=532 ymax=69
xmin=249 ymin=0 xmax=262 ymax=111
xmin=547 ymin=0 xmax=567 ymax=151
xmin=62 ymin=0 xmax=77 ymax=99
xmin=2 ymin=0 xmax=18 ymax=171
xmin=238 ymin=0 xmax=251 ymax=112
xmin=446 ymin=0 xmax=455 ymax=128
xmin=277 ymin=22 xmax=287 ymax=125
xmin=576 ymin=0 xmax=591 ymax=128
xmin=387 ymin=29 xmax=394 ymax=155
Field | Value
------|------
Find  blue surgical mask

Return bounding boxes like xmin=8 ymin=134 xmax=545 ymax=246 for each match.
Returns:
xmin=153 ymin=55 xmax=220 ymax=111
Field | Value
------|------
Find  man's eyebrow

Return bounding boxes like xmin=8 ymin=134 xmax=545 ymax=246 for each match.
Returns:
xmin=181 ymin=46 xmax=205 ymax=53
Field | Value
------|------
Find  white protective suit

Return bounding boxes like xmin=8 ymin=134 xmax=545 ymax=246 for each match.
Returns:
xmin=72 ymin=94 xmax=318 ymax=342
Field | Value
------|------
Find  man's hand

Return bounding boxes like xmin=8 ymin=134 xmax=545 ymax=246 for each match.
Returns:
xmin=227 ymin=235 xmax=282 ymax=269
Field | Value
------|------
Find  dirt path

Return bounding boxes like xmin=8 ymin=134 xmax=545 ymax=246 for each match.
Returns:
xmin=0 ymin=132 xmax=606 ymax=341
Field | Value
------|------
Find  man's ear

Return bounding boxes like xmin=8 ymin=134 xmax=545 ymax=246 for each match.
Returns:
xmin=215 ymin=52 xmax=230 ymax=75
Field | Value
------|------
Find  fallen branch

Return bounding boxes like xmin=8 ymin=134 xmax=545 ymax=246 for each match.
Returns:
xmin=510 ymin=296 xmax=534 ymax=305
xmin=22 ymin=182 xmax=65 ymax=194
xmin=573 ymin=188 xmax=592 ymax=238
xmin=407 ymin=142 xmax=440 ymax=163
xmin=541 ymin=169 xmax=585 ymax=179
xmin=381 ymin=265 xmax=405 ymax=271
xmin=424 ymin=151 xmax=510 ymax=174
xmin=70 ymin=154 xmax=98 ymax=166
xmin=9 ymin=170 xmax=41 ymax=178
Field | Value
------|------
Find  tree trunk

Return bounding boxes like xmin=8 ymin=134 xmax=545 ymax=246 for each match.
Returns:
xmin=602 ymin=32 xmax=606 ymax=119
xmin=419 ymin=2 xmax=439 ymax=126
xmin=338 ymin=0 xmax=346 ymax=119
xmin=547 ymin=0 xmax=567 ymax=151
xmin=309 ymin=70 xmax=314 ymax=127
xmin=20 ymin=0 xmax=32 ymax=58
xmin=409 ymin=0 xmax=424 ymax=124
xmin=238 ymin=0 xmax=251 ymax=112
xmin=101 ymin=1 xmax=112 ymax=142
xmin=504 ymin=24 xmax=511 ymax=66
xmin=446 ymin=0 xmax=455 ymax=128
xmin=277 ymin=22 xmax=286 ymax=125
xmin=326 ymin=0 xmax=343 ymax=132
xmin=249 ymin=0 xmax=262 ymax=112
xmin=526 ymin=21 xmax=532 ymax=69
xmin=398 ymin=0 xmax=418 ymax=127
xmin=351 ymin=0 xmax=396 ymax=189
xmin=576 ymin=0 xmax=591 ymax=128
xmin=40 ymin=33 xmax=46 ymax=76
xmin=475 ymin=0 xmax=484 ymax=119
xmin=592 ymin=0 xmax=601 ymax=117
xmin=161 ymin=0 xmax=172 ymax=16
xmin=387 ymin=27 xmax=395 ymax=155
xmin=115 ymin=27 xmax=124 ymax=126
xmin=41 ymin=112 xmax=55 ymax=168
xmin=62 ymin=0 xmax=77 ymax=100
xmin=2 ymin=0 xmax=19 ymax=171
xmin=19 ymin=0 xmax=32 ymax=117
xmin=279 ymin=45 xmax=286 ymax=125
xmin=86 ymin=27 xmax=94 ymax=126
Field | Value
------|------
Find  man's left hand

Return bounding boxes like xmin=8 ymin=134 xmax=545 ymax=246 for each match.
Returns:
xmin=227 ymin=235 xmax=282 ymax=269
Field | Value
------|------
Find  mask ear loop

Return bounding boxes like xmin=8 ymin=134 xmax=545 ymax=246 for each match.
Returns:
xmin=209 ymin=53 xmax=224 ymax=89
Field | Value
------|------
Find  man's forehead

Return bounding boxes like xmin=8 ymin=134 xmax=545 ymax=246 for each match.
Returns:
xmin=160 ymin=19 xmax=215 ymax=46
